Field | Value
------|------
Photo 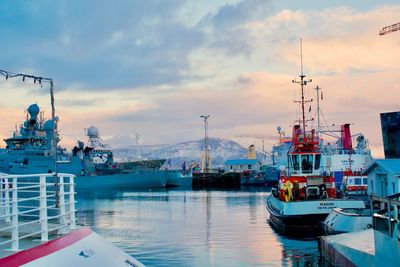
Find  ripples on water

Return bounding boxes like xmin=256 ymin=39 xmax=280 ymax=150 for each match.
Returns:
xmin=76 ymin=188 xmax=320 ymax=266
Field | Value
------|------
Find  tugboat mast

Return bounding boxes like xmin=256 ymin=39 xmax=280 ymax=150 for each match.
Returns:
xmin=292 ymin=39 xmax=312 ymax=139
xmin=315 ymin=85 xmax=321 ymax=132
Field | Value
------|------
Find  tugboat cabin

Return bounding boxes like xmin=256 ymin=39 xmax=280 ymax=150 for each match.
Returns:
xmin=278 ymin=125 xmax=336 ymax=202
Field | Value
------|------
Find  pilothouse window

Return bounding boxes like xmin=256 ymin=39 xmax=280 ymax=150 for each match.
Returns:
xmin=301 ymin=155 xmax=313 ymax=173
xmin=314 ymin=154 xmax=321 ymax=170
xmin=291 ymin=155 xmax=300 ymax=170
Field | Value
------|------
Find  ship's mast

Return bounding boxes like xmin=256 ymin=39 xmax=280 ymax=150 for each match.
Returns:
xmin=135 ymin=132 xmax=142 ymax=159
xmin=292 ymin=39 xmax=312 ymax=139
xmin=315 ymin=85 xmax=321 ymax=132
xmin=200 ymin=115 xmax=210 ymax=172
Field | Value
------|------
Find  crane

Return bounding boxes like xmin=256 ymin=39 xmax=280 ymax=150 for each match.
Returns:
xmin=379 ymin=22 xmax=400 ymax=36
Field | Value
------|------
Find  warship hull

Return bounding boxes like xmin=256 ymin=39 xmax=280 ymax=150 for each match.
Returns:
xmin=75 ymin=170 xmax=168 ymax=190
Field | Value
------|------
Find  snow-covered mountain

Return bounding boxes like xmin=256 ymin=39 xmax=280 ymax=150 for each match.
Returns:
xmin=112 ymin=137 xmax=270 ymax=168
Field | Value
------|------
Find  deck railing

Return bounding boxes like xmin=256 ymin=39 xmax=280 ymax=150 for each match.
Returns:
xmin=0 ymin=173 xmax=76 ymax=251
xmin=371 ymin=195 xmax=400 ymax=240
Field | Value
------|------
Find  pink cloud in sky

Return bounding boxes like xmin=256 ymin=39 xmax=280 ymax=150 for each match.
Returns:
xmin=0 ymin=3 xmax=399 ymax=160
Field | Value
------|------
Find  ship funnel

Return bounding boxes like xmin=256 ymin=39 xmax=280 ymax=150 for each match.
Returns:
xmin=247 ymin=144 xmax=257 ymax=159
xmin=341 ymin=124 xmax=352 ymax=150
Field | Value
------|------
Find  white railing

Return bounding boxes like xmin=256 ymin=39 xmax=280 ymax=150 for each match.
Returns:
xmin=0 ymin=173 xmax=76 ymax=251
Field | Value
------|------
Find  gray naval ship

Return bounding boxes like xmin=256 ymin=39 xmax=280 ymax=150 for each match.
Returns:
xmin=0 ymin=104 xmax=167 ymax=190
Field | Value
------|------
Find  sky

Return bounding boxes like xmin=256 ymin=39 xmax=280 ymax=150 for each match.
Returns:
xmin=0 ymin=0 xmax=399 ymax=158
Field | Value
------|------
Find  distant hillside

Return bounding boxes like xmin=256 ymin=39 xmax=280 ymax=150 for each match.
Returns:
xmin=112 ymin=137 xmax=270 ymax=168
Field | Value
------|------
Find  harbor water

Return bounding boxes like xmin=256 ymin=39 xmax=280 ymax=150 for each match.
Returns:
xmin=76 ymin=187 xmax=320 ymax=266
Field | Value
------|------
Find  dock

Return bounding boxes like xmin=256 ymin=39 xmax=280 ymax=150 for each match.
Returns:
xmin=319 ymin=229 xmax=374 ymax=266
xmin=192 ymin=172 xmax=241 ymax=189
xmin=320 ymin=195 xmax=400 ymax=267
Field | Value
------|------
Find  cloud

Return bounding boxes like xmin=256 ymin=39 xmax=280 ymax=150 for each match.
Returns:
xmin=0 ymin=0 xmax=204 ymax=90
xmin=1 ymin=1 xmax=399 ymax=159
xmin=199 ymin=0 xmax=274 ymax=55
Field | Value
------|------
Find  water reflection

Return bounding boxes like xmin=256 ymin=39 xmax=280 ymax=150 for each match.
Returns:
xmin=75 ymin=188 xmax=319 ymax=266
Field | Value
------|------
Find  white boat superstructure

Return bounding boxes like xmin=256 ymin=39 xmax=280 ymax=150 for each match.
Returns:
xmin=0 ymin=172 xmax=144 ymax=267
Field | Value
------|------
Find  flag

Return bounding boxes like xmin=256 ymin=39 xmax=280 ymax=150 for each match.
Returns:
xmin=309 ymin=105 xmax=311 ymax=112
xmin=321 ymin=90 xmax=323 ymax=100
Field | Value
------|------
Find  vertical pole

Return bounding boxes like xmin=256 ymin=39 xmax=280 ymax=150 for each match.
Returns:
xmin=200 ymin=115 xmax=211 ymax=173
xmin=5 ymin=177 xmax=10 ymax=223
xmin=11 ymin=177 xmax=19 ymax=251
xmin=50 ymin=80 xmax=59 ymax=208
xmin=205 ymin=118 xmax=208 ymax=172
xmin=300 ymin=39 xmax=306 ymax=139
xmin=387 ymin=199 xmax=392 ymax=237
xmin=315 ymin=86 xmax=321 ymax=132
xmin=39 ymin=175 xmax=48 ymax=242
xmin=59 ymin=175 xmax=67 ymax=234
xmin=69 ymin=175 xmax=76 ymax=230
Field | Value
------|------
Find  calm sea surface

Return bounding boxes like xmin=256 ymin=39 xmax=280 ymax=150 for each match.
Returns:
xmin=75 ymin=187 xmax=320 ymax=266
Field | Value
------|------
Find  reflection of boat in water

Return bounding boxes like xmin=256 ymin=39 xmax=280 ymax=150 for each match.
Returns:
xmin=274 ymin=234 xmax=320 ymax=266
xmin=0 ymin=172 xmax=144 ymax=267
xmin=0 ymin=104 xmax=167 ymax=189
xmin=266 ymin=44 xmax=365 ymax=236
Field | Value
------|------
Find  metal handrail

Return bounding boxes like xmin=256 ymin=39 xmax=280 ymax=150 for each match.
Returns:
xmin=0 ymin=173 xmax=76 ymax=251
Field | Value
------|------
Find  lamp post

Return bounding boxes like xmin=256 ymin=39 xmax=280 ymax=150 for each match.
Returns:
xmin=200 ymin=115 xmax=210 ymax=173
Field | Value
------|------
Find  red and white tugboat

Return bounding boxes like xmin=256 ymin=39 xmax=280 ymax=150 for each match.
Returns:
xmin=266 ymin=41 xmax=365 ymax=236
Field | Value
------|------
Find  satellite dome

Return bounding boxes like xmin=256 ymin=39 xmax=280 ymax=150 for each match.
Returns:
xmin=277 ymin=126 xmax=282 ymax=132
xmin=44 ymin=120 xmax=54 ymax=131
xmin=87 ymin=126 xmax=99 ymax=137
xmin=27 ymin=104 xmax=40 ymax=119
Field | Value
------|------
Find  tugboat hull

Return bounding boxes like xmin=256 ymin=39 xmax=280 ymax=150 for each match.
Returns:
xmin=266 ymin=195 xmax=365 ymax=236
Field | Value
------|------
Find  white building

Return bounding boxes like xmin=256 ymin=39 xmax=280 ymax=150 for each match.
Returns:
xmin=224 ymin=159 xmax=260 ymax=173
xmin=363 ymin=159 xmax=400 ymax=197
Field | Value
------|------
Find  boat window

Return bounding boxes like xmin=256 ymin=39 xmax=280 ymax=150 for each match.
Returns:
xmin=291 ymin=155 xmax=300 ymax=170
xmin=301 ymin=154 xmax=313 ymax=173
xmin=247 ymin=164 xmax=252 ymax=170
xmin=363 ymin=178 xmax=368 ymax=185
xmin=354 ymin=178 xmax=362 ymax=185
xmin=314 ymin=154 xmax=321 ymax=170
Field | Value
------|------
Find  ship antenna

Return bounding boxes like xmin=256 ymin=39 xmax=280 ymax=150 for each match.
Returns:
xmin=135 ymin=132 xmax=142 ymax=159
xmin=300 ymin=39 xmax=303 ymax=76
xmin=315 ymin=85 xmax=321 ymax=132
xmin=292 ymin=38 xmax=312 ymax=139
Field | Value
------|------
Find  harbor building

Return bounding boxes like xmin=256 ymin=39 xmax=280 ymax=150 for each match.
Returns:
xmin=224 ymin=159 xmax=260 ymax=173
xmin=363 ymin=159 xmax=400 ymax=197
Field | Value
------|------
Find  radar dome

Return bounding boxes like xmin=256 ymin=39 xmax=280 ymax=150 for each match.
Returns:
xmin=277 ymin=126 xmax=282 ymax=132
xmin=44 ymin=120 xmax=54 ymax=131
xmin=87 ymin=126 xmax=99 ymax=137
xmin=27 ymin=104 xmax=40 ymax=119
